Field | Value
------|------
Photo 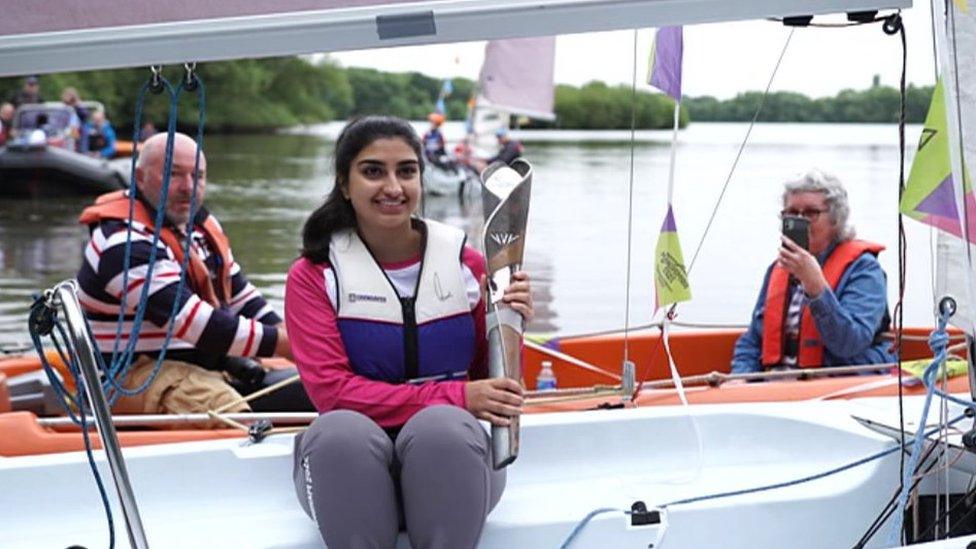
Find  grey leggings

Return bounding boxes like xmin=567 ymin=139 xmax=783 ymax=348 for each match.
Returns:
xmin=293 ymin=405 xmax=506 ymax=549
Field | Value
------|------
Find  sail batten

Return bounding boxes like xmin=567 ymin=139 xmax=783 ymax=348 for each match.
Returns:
xmin=0 ymin=0 xmax=910 ymax=77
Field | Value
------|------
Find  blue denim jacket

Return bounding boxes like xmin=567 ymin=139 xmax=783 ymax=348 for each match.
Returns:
xmin=731 ymin=244 xmax=895 ymax=374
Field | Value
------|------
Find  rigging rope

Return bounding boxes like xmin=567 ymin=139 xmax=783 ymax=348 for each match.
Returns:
xmin=630 ymin=28 xmax=795 ymax=399
xmin=888 ymin=302 xmax=950 ymax=546
xmin=27 ymin=66 xmax=207 ymax=549
xmin=103 ymin=70 xmax=206 ymax=403
xmin=885 ymin=9 xmax=911 ymax=521
xmin=560 ymin=409 xmax=972 ymax=548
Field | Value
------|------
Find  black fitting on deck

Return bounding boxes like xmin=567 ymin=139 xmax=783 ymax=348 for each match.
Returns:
xmin=847 ymin=10 xmax=878 ymax=23
xmin=28 ymin=293 xmax=56 ymax=337
xmin=883 ymin=13 xmax=903 ymax=36
xmin=782 ymin=15 xmax=813 ymax=27
xmin=630 ymin=501 xmax=661 ymax=527
xmin=248 ymin=418 xmax=274 ymax=444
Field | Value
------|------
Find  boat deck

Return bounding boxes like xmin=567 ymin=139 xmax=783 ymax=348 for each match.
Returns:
xmin=0 ymin=398 xmax=946 ymax=548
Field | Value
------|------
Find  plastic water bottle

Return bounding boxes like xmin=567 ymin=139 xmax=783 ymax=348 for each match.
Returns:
xmin=536 ymin=361 xmax=557 ymax=391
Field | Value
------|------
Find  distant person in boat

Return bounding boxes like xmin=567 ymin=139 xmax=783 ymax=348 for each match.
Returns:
xmin=0 ymin=103 xmax=13 ymax=146
xmin=7 ymin=75 xmax=43 ymax=108
xmin=83 ymin=110 xmax=116 ymax=159
xmin=139 ymin=121 xmax=158 ymax=142
xmin=287 ymin=115 xmax=532 ymax=548
xmin=421 ymin=111 xmax=456 ymax=170
xmin=60 ymin=87 xmax=89 ymax=152
xmin=730 ymin=169 xmax=894 ymax=374
xmin=483 ymin=126 xmax=523 ymax=169
xmin=76 ymin=132 xmax=313 ymax=417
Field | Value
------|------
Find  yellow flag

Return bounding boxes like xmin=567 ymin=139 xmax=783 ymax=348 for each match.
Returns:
xmin=654 ymin=205 xmax=692 ymax=309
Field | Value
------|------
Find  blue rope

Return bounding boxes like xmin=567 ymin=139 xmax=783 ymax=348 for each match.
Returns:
xmin=77 ymin=380 xmax=117 ymax=549
xmin=28 ymin=300 xmax=80 ymax=423
xmin=102 ymin=77 xmax=181 ymax=401
xmin=887 ymin=308 xmax=953 ymax=546
xmin=107 ymin=78 xmax=159 ymax=367
xmin=559 ymin=508 xmax=630 ymax=549
xmin=25 ymin=69 xmax=209 ymax=549
xmin=105 ymin=77 xmax=207 ymax=400
xmin=28 ymin=298 xmax=116 ymax=549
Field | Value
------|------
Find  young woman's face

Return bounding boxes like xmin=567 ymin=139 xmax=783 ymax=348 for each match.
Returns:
xmin=343 ymin=137 xmax=421 ymax=233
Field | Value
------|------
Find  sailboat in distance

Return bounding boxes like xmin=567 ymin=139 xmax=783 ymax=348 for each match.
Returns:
xmin=424 ymin=36 xmax=556 ymax=196
xmin=468 ymin=36 xmax=556 ymax=158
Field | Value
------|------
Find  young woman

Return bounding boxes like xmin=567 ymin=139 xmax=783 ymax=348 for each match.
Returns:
xmin=286 ymin=116 xmax=532 ymax=549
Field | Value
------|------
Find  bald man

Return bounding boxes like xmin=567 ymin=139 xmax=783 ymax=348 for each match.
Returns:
xmin=77 ymin=132 xmax=312 ymax=417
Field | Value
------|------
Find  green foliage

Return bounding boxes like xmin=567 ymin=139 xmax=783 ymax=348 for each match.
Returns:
xmin=0 ymin=58 xmax=937 ymax=133
xmin=0 ymin=57 xmax=353 ymax=135
xmin=684 ymin=85 xmax=935 ymax=124
xmin=344 ymin=67 xmax=474 ymax=120
xmin=544 ymin=82 xmax=685 ymax=129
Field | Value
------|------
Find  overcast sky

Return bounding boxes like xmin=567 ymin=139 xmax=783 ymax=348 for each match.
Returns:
xmin=331 ymin=4 xmax=937 ymax=99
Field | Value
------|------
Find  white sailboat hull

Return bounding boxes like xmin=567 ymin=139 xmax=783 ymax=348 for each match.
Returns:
xmin=2 ymin=398 xmax=959 ymax=548
xmin=423 ymin=163 xmax=474 ymax=196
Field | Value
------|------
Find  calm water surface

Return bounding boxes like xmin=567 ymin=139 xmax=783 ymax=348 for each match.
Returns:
xmin=0 ymin=122 xmax=939 ymax=348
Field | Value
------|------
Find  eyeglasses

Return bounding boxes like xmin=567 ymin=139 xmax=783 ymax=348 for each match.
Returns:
xmin=780 ymin=208 xmax=828 ymax=221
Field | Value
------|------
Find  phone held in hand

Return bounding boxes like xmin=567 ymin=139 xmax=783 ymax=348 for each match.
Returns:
xmin=782 ymin=215 xmax=810 ymax=251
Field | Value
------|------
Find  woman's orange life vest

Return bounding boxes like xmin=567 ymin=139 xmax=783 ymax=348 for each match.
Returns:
xmin=78 ymin=190 xmax=233 ymax=307
xmin=761 ymin=239 xmax=885 ymax=368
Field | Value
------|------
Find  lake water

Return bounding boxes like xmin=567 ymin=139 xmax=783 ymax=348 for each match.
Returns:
xmin=0 ymin=121 xmax=942 ymax=348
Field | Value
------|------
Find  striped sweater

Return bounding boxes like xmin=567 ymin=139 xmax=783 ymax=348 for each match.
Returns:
xmin=77 ymin=214 xmax=280 ymax=370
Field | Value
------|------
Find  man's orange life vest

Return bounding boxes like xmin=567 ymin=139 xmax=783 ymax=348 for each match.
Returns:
xmin=78 ymin=190 xmax=233 ymax=307
xmin=761 ymin=239 xmax=885 ymax=368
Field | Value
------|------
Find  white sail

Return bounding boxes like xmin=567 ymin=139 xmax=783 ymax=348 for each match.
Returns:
xmin=464 ymin=37 xmax=555 ymax=161
xmin=479 ymin=37 xmax=556 ymax=121
xmin=933 ymin=1 xmax=976 ymax=333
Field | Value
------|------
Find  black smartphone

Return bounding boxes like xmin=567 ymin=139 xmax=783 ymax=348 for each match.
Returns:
xmin=782 ymin=216 xmax=810 ymax=251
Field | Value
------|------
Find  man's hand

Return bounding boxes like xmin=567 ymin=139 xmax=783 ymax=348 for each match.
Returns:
xmin=778 ymin=236 xmax=828 ymax=298
xmin=464 ymin=378 xmax=523 ymax=426
xmin=274 ymin=324 xmax=293 ymax=360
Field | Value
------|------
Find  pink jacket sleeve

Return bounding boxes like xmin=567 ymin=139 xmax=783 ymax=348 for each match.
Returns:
xmin=285 ymin=257 xmax=468 ymax=428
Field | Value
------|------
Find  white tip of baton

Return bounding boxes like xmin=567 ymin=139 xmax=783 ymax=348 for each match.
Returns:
xmin=482 ymin=164 xmax=523 ymax=198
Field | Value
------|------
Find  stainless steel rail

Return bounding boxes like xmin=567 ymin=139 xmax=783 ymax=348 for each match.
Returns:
xmin=51 ymin=279 xmax=150 ymax=549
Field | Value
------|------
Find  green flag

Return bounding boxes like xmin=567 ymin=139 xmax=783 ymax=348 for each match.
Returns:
xmin=654 ymin=205 xmax=692 ymax=309
xmin=900 ymin=78 xmax=975 ymax=241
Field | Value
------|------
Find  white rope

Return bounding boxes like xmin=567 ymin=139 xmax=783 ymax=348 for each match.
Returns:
xmin=622 ymin=28 xmax=640 ymax=363
xmin=660 ymin=317 xmax=705 ymax=483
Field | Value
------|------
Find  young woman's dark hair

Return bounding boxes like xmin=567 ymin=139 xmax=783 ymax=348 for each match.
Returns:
xmin=301 ymin=115 xmax=425 ymax=263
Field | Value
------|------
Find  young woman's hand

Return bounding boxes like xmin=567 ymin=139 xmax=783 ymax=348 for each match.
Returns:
xmin=481 ymin=271 xmax=534 ymax=322
xmin=464 ymin=378 xmax=523 ymax=426
xmin=502 ymin=270 xmax=534 ymax=322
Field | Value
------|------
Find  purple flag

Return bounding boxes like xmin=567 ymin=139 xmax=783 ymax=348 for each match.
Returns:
xmin=648 ymin=26 xmax=683 ymax=101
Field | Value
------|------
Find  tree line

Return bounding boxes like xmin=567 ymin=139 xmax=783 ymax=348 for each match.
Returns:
xmin=683 ymin=81 xmax=933 ymax=124
xmin=0 ymin=58 xmax=933 ymax=135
